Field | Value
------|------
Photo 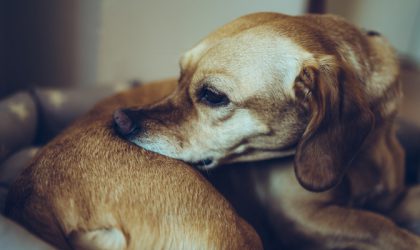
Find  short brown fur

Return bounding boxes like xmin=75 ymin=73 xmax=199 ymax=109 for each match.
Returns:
xmin=5 ymin=79 xmax=262 ymax=250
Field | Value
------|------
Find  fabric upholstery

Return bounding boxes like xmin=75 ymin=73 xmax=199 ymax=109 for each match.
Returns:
xmin=0 ymin=92 xmax=37 ymax=163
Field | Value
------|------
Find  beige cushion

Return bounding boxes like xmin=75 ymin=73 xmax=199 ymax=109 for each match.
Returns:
xmin=33 ymin=83 xmax=133 ymax=142
xmin=0 ymin=92 xmax=37 ymax=163
xmin=0 ymin=147 xmax=41 ymax=188
xmin=0 ymin=215 xmax=55 ymax=250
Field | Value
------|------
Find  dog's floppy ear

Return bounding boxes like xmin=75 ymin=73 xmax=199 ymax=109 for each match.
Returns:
xmin=293 ymin=56 xmax=374 ymax=192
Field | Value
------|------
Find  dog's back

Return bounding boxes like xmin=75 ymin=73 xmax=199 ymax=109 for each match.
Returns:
xmin=5 ymin=79 xmax=262 ymax=250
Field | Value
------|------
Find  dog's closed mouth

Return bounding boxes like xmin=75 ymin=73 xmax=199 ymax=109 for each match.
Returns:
xmin=190 ymin=158 xmax=215 ymax=170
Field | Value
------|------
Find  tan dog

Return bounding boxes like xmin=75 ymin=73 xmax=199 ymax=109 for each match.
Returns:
xmin=113 ymin=13 xmax=420 ymax=249
xmin=5 ymin=79 xmax=262 ymax=250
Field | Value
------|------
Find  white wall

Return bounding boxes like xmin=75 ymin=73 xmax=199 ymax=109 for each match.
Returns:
xmin=96 ymin=0 xmax=307 ymax=84
xmin=77 ymin=1 xmax=101 ymax=86
xmin=327 ymin=0 xmax=420 ymax=60
xmin=412 ymin=7 xmax=420 ymax=63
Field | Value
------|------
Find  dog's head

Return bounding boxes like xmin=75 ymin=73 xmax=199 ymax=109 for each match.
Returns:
xmin=114 ymin=13 xmax=374 ymax=191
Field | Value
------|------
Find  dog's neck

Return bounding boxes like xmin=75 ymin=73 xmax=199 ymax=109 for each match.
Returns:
xmin=347 ymin=119 xmax=405 ymax=212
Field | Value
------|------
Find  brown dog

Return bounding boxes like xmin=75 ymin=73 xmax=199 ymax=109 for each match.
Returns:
xmin=5 ymin=79 xmax=262 ymax=250
xmin=113 ymin=13 xmax=420 ymax=249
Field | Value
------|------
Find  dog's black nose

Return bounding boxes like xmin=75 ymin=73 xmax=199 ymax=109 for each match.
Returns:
xmin=113 ymin=109 xmax=138 ymax=137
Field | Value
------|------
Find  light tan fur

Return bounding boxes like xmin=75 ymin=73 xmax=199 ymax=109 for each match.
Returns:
xmin=5 ymin=79 xmax=262 ymax=250
xmin=115 ymin=13 xmax=420 ymax=249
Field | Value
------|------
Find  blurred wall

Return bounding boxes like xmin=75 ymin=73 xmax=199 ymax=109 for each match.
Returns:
xmin=1 ymin=1 xmax=5 ymax=95
xmin=4 ymin=1 xmax=417 ymax=95
xmin=326 ymin=0 xmax=420 ymax=61
xmin=96 ymin=0 xmax=307 ymax=84
xmin=0 ymin=1 xmax=306 ymax=95
xmin=413 ymin=9 xmax=420 ymax=63
xmin=1 ymin=1 xmax=79 ymax=98
xmin=77 ymin=1 xmax=101 ymax=86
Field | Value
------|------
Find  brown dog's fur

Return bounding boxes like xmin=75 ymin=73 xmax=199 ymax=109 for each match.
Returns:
xmin=5 ymin=79 xmax=262 ymax=250
xmin=113 ymin=13 xmax=420 ymax=249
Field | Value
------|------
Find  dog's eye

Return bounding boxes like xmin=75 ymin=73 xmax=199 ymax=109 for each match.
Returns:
xmin=198 ymin=87 xmax=229 ymax=107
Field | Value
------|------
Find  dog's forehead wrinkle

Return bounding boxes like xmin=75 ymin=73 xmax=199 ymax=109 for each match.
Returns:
xmin=190 ymin=33 xmax=311 ymax=102
xmin=182 ymin=14 xmax=282 ymax=66
xmin=195 ymin=74 xmax=236 ymax=94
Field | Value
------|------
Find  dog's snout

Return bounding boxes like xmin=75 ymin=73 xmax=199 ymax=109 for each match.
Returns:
xmin=113 ymin=109 xmax=138 ymax=137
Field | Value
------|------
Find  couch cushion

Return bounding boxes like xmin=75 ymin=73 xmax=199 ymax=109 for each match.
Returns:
xmin=0 ymin=215 xmax=55 ymax=250
xmin=33 ymin=83 xmax=134 ymax=142
xmin=0 ymin=186 xmax=7 ymax=214
xmin=0 ymin=92 xmax=38 ymax=163
xmin=0 ymin=147 xmax=40 ymax=188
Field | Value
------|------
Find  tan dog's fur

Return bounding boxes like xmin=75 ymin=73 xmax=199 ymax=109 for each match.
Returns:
xmin=5 ymin=79 xmax=262 ymax=250
xmin=116 ymin=13 xmax=420 ymax=249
